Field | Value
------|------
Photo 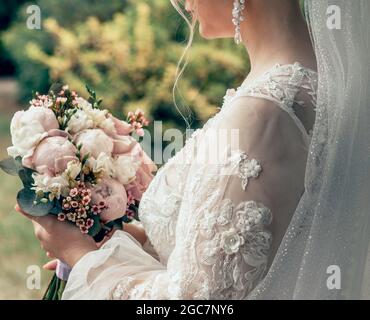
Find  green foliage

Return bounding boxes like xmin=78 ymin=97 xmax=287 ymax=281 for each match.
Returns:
xmin=3 ymin=0 xmax=128 ymax=99
xmin=4 ymin=0 xmax=249 ymax=129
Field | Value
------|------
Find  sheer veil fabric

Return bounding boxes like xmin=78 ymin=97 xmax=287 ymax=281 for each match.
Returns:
xmin=248 ymin=0 xmax=370 ymax=299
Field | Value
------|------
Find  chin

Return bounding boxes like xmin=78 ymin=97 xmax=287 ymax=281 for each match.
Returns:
xmin=198 ymin=24 xmax=232 ymax=40
xmin=198 ymin=25 xmax=212 ymax=39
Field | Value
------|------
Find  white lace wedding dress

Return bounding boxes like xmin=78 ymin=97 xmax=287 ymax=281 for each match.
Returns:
xmin=62 ymin=62 xmax=318 ymax=300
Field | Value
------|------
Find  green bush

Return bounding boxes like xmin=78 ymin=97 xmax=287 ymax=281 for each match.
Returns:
xmin=4 ymin=0 xmax=249 ymax=129
xmin=3 ymin=0 xmax=128 ymax=98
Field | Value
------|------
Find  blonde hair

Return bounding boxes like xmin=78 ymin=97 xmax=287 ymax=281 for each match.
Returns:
xmin=170 ymin=0 xmax=197 ymax=127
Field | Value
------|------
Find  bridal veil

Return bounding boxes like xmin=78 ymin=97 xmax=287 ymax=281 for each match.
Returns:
xmin=249 ymin=0 xmax=370 ymax=299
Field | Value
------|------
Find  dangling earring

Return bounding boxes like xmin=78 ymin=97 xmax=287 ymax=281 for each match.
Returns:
xmin=232 ymin=0 xmax=246 ymax=45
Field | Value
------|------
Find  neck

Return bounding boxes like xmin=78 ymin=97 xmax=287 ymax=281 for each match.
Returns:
xmin=241 ymin=1 xmax=316 ymax=74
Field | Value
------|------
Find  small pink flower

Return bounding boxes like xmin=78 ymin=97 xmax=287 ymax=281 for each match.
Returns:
xmin=80 ymin=226 xmax=89 ymax=234
xmin=63 ymin=203 xmax=71 ymax=210
xmin=76 ymin=219 xmax=85 ymax=227
xmin=58 ymin=213 xmax=66 ymax=221
xmin=82 ymin=189 xmax=91 ymax=197
xmin=71 ymin=201 xmax=79 ymax=208
xmin=67 ymin=212 xmax=77 ymax=222
xmin=92 ymin=205 xmax=100 ymax=215
xmin=86 ymin=219 xmax=94 ymax=228
xmin=82 ymin=196 xmax=91 ymax=206
xmin=127 ymin=191 xmax=135 ymax=206
xmin=69 ymin=188 xmax=78 ymax=197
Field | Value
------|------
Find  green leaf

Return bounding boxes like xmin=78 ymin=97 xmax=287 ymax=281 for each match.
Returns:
xmin=88 ymin=215 xmax=102 ymax=237
xmin=49 ymin=200 xmax=63 ymax=215
xmin=17 ymin=188 xmax=53 ymax=217
xmin=18 ymin=167 xmax=35 ymax=188
xmin=48 ymin=83 xmax=64 ymax=96
xmin=0 ymin=157 xmax=22 ymax=176
xmin=105 ymin=217 xmax=124 ymax=229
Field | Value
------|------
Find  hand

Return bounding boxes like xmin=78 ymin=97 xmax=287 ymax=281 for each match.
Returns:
xmin=15 ymin=204 xmax=97 ymax=267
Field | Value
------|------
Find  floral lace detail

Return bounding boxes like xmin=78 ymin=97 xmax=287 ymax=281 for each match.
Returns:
xmin=196 ymin=199 xmax=273 ymax=299
xmin=112 ymin=277 xmax=136 ymax=300
xmin=222 ymin=62 xmax=318 ymax=148
xmin=238 ymin=152 xmax=262 ymax=190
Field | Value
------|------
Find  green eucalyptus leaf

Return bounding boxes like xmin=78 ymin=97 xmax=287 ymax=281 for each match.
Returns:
xmin=0 ymin=157 xmax=22 ymax=176
xmin=49 ymin=200 xmax=63 ymax=215
xmin=17 ymin=188 xmax=53 ymax=217
xmin=18 ymin=167 xmax=35 ymax=188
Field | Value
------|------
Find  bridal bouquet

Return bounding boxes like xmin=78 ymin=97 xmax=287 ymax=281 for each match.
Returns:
xmin=0 ymin=84 xmax=156 ymax=299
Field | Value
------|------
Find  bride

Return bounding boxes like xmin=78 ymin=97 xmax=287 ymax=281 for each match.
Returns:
xmin=17 ymin=0 xmax=370 ymax=299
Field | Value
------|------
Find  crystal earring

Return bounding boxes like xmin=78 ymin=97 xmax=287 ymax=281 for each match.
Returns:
xmin=232 ymin=0 xmax=246 ymax=45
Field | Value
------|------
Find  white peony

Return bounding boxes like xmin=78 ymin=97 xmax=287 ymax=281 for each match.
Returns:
xmin=99 ymin=117 xmax=116 ymax=136
xmin=74 ymin=129 xmax=114 ymax=159
xmin=113 ymin=155 xmax=139 ymax=185
xmin=75 ymin=97 xmax=92 ymax=110
xmin=32 ymin=173 xmax=69 ymax=200
xmin=69 ymin=97 xmax=116 ymax=134
xmin=7 ymin=106 xmax=59 ymax=158
xmin=67 ymin=109 xmax=94 ymax=134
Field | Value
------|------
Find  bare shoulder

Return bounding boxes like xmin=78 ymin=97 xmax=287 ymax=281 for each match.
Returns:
xmin=217 ymin=95 xmax=307 ymax=163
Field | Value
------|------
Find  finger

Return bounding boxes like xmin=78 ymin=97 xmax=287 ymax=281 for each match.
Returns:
xmin=14 ymin=204 xmax=40 ymax=222
xmin=15 ymin=204 xmax=56 ymax=230
xmin=43 ymin=259 xmax=58 ymax=271
xmin=46 ymin=251 xmax=55 ymax=259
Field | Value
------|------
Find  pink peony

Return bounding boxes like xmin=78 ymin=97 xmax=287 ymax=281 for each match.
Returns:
xmin=112 ymin=135 xmax=137 ymax=155
xmin=91 ymin=178 xmax=127 ymax=222
xmin=23 ymin=130 xmax=78 ymax=176
xmin=110 ymin=116 xmax=133 ymax=136
xmin=121 ymin=142 xmax=157 ymax=200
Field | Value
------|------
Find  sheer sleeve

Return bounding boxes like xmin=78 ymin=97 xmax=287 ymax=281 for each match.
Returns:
xmin=62 ymin=96 xmax=309 ymax=300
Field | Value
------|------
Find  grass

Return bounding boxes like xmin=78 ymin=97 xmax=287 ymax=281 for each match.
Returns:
xmin=0 ymin=112 xmax=51 ymax=299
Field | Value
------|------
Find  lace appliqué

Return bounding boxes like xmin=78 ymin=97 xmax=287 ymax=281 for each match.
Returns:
xmin=197 ymin=199 xmax=273 ymax=299
xmin=112 ymin=277 xmax=136 ymax=300
xmin=238 ymin=152 xmax=262 ymax=190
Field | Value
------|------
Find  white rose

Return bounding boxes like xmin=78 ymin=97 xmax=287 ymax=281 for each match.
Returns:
xmin=67 ymin=109 xmax=94 ymax=134
xmin=113 ymin=155 xmax=139 ymax=185
xmin=7 ymin=106 xmax=59 ymax=158
xmin=74 ymin=129 xmax=114 ymax=159
xmin=63 ymin=160 xmax=82 ymax=180
xmin=89 ymin=152 xmax=114 ymax=177
xmin=32 ymin=173 xmax=69 ymax=200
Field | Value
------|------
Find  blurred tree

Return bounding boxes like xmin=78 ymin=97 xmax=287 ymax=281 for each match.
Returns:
xmin=5 ymin=0 xmax=248 ymax=130
xmin=3 ymin=0 xmax=127 ymax=97
xmin=0 ymin=0 xmax=28 ymax=75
